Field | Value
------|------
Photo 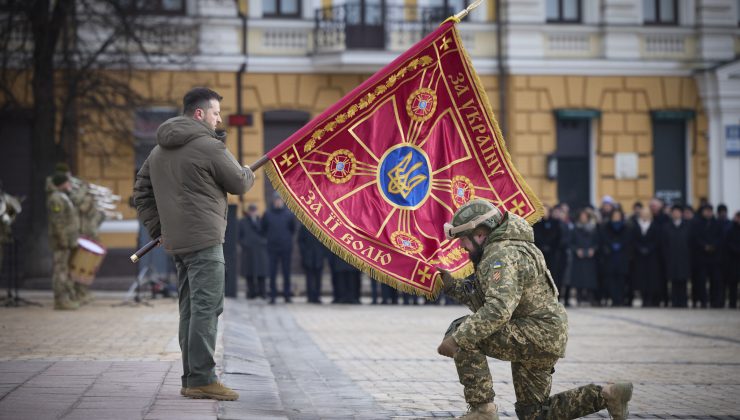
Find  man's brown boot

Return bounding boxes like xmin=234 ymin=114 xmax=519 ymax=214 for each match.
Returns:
xmin=183 ymin=381 xmax=239 ymax=401
xmin=602 ymin=382 xmax=633 ymax=420
xmin=460 ymin=402 xmax=499 ymax=420
xmin=180 ymin=387 xmax=186 ymax=396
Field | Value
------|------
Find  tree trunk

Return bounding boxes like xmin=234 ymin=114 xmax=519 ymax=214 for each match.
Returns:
xmin=24 ymin=14 xmax=60 ymax=278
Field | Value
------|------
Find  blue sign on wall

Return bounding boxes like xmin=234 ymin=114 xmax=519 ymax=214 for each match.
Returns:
xmin=727 ymin=125 xmax=740 ymax=157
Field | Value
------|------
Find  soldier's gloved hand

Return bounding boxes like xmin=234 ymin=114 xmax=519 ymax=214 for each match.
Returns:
xmin=436 ymin=267 xmax=455 ymax=290
xmin=437 ymin=336 xmax=460 ymax=358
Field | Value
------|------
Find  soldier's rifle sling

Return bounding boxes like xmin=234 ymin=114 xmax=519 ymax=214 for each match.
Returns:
xmin=129 ymin=156 xmax=268 ymax=263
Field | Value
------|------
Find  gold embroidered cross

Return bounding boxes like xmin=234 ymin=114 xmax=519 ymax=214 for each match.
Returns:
xmin=417 ymin=266 xmax=432 ymax=283
xmin=439 ymin=37 xmax=451 ymax=51
xmin=510 ymin=198 xmax=525 ymax=215
xmin=280 ymin=153 xmax=295 ymax=167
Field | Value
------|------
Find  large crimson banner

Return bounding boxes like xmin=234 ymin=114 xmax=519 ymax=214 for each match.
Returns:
xmin=265 ymin=20 xmax=543 ymax=298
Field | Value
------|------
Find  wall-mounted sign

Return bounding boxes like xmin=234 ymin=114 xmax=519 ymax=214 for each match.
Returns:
xmin=615 ymin=153 xmax=638 ymax=179
xmin=727 ymin=125 xmax=740 ymax=157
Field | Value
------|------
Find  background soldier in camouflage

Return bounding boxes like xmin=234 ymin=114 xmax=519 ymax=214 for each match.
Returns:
xmin=47 ymin=163 xmax=105 ymax=304
xmin=47 ymin=173 xmax=81 ymax=310
xmin=437 ymin=199 xmax=633 ymax=420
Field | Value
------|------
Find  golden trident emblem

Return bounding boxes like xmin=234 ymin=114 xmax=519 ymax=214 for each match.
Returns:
xmin=386 ymin=152 xmax=427 ymax=199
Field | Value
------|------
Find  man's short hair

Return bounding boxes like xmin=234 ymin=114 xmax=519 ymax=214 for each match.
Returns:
xmin=52 ymin=173 xmax=69 ymax=187
xmin=183 ymin=87 xmax=223 ymax=116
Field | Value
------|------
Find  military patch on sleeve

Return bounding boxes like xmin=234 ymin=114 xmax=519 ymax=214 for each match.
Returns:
xmin=51 ymin=204 xmax=61 ymax=213
xmin=492 ymin=261 xmax=503 ymax=269
xmin=492 ymin=271 xmax=501 ymax=282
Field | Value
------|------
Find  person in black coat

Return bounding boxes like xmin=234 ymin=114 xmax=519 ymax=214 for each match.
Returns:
xmin=691 ymin=205 xmax=724 ymax=308
xmin=381 ymin=283 xmax=398 ymax=304
xmin=649 ymin=198 xmax=671 ymax=303
xmin=630 ymin=207 xmax=662 ymax=307
xmin=724 ymin=212 xmax=740 ymax=309
xmin=238 ymin=204 xmax=269 ymax=299
xmin=329 ymin=253 xmax=360 ymax=304
xmin=262 ymin=193 xmax=296 ymax=304
xmin=570 ymin=209 xmax=600 ymax=306
xmin=662 ymin=205 xmax=692 ymax=307
xmin=298 ymin=225 xmax=326 ymax=303
xmin=600 ymin=209 xmax=632 ymax=306
xmin=533 ymin=206 xmax=564 ymax=292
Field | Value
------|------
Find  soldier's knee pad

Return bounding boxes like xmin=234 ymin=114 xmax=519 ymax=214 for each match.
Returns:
xmin=444 ymin=315 xmax=468 ymax=338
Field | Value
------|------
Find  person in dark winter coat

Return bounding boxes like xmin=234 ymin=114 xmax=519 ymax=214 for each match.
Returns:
xmin=724 ymin=212 xmax=740 ymax=309
xmin=570 ymin=209 xmax=600 ymax=305
xmin=630 ymin=207 xmax=662 ymax=307
xmin=381 ymin=283 xmax=398 ymax=304
xmin=298 ymin=225 xmax=326 ymax=303
xmin=262 ymin=194 xmax=296 ymax=304
xmin=662 ymin=205 xmax=692 ymax=307
xmin=649 ymin=198 xmax=670 ymax=303
xmin=238 ymin=204 xmax=269 ymax=299
xmin=533 ymin=206 xmax=564 ymax=291
xmin=600 ymin=209 xmax=632 ymax=306
xmin=329 ymin=253 xmax=360 ymax=304
xmin=691 ymin=205 xmax=723 ymax=308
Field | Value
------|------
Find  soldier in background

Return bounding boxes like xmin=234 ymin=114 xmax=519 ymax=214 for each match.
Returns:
xmin=49 ymin=163 xmax=102 ymax=304
xmin=437 ymin=199 xmax=632 ymax=420
xmin=0 ymin=181 xmax=18 ymax=276
xmin=47 ymin=173 xmax=80 ymax=310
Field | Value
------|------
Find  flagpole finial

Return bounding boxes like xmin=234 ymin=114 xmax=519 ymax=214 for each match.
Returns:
xmin=448 ymin=0 xmax=484 ymax=23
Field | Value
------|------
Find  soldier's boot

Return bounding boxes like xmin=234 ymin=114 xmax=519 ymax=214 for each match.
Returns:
xmin=602 ymin=382 xmax=633 ymax=420
xmin=183 ymin=381 xmax=239 ymax=401
xmin=460 ymin=402 xmax=499 ymax=420
xmin=54 ymin=299 xmax=79 ymax=310
xmin=180 ymin=387 xmax=187 ymax=396
xmin=75 ymin=285 xmax=94 ymax=305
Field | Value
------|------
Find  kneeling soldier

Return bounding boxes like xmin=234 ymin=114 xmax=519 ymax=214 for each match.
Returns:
xmin=438 ymin=199 xmax=632 ymax=420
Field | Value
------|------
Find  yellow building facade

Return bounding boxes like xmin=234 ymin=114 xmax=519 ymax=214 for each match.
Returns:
xmin=66 ymin=0 xmax=737 ymax=255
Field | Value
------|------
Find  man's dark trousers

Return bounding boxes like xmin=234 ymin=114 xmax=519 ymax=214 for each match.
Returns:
xmin=173 ymin=244 xmax=224 ymax=388
xmin=269 ymin=248 xmax=292 ymax=301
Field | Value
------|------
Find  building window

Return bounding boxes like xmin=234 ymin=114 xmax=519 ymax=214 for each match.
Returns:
xmin=643 ymin=0 xmax=678 ymax=25
xmin=427 ymin=0 xmax=470 ymax=22
xmin=546 ymin=0 xmax=581 ymax=23
xmin=263 ymin=0 xmax=301 ymax=17
xmin=117 ymin=0 xmax=186 ymax=15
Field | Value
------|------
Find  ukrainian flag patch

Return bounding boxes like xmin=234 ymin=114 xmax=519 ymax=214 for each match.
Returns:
xmin=493 ymin=261 xmax=503 ymax=269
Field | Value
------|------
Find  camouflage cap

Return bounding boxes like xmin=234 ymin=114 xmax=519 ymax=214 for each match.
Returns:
xmin=444 ymin=199 xmax=503 ymax=239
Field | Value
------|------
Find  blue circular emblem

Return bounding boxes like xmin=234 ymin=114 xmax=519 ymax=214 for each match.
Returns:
xmin=378 ymin=144 xmax=431 ymax=209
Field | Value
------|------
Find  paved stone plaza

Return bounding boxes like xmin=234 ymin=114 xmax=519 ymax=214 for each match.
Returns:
xmin=0 ymin=290 xmax=739 ymax=419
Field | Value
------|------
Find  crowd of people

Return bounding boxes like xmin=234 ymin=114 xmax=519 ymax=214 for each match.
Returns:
xmin=240 ymin=193 xmax=739 ymax=309
xmin=534 ymin=197 xmax=740 ymax=309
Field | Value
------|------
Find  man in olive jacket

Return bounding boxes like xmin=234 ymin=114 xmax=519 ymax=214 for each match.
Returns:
xmin=134 ymin=88 xmax=254 ymax=401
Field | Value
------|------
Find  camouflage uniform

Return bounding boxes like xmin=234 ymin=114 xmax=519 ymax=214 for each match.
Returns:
xmin=443 ymin=199 xmax=608 ymax=419
xmin=47 ymin=189 xmax=80 ymax=307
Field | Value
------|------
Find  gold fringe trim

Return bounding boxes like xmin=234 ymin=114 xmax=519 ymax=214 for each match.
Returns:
xmin=450 ymin=25 xmax=545 ymax=225
xmin=266 ymin=162 xmax=460 ymax=300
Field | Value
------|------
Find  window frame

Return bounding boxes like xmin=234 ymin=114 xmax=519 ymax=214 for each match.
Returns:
xmin=117 ymin=0 xmax=187 ymax=16
xmin=546 ymin=0 xmax=582 ymax=24
xmin=643 ymin=0 xmax=679 ymax=26
xmin=262 ymin=0 xmax=302 ymax=18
